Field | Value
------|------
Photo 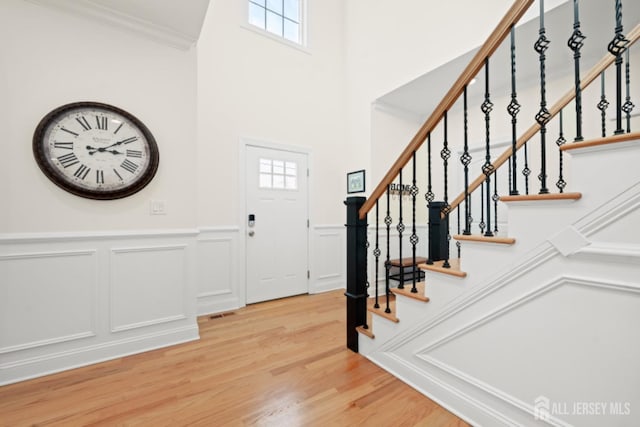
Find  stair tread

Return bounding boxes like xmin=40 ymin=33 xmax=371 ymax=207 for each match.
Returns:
xmin=367 ymin=296 xmax=399 ymax=323
xmin=391 ymin=281 xmax=430 ymax=302
xmin=356 ymin=325 xmax=374 ymax=339
xmin=418 ymin=258 xmax=467 ymax=278
xmin=500 ymin=192 xmax=581 ymax=203
xmin=560 ymin=131 xmax=640 ymax=152
xmin=453 ymin=234 xmax=516 ymax=245
xmin=388 ymin=256 xmax=428 ymax=267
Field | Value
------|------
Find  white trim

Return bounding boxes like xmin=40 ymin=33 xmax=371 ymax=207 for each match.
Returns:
xmin=0 ymin=229 xmax=199 ymax=244
xmin=24 ymin=0 xmax=201 ymax=50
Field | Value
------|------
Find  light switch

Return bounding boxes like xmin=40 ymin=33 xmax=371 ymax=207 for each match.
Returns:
xmin=150 ymin=200 xmax=166 ymax=215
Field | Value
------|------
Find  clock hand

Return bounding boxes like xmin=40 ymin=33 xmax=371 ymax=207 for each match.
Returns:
xmin=87 ymin=146 xmax=125 ymax=155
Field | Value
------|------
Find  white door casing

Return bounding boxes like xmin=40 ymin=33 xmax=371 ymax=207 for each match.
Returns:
xmin=244 ymin=143 xmax=309 ymax=304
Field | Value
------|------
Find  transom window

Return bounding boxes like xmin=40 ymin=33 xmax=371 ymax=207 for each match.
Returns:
xmin=259 ymin=158 xmax=298 ymax=190
xmin=248 ymin=0 xmax=302 ymax=45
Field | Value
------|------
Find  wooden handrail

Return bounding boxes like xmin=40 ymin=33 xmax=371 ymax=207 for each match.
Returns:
xmin=359 ymin=0 xmax=535 ymax=219
xmin=445 ymin=22 xmax=640 ymax=217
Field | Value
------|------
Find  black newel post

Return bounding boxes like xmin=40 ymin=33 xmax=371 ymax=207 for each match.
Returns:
xmin=345 ymin=196 xmax=367 ymax=353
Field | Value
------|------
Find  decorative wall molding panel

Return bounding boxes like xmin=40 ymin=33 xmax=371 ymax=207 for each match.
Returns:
xmin=311 ymin=225 xmax=346 ymax=294
xmin=196 ymin=227 xmax=243 ymax=315
xmin=0 ymin=230 xmax=199 ymax=385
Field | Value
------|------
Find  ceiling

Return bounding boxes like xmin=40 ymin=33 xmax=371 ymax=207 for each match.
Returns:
xmin=377 ymin=0 xmax=640 ymax=120
xmin=25 ymin=0 xmax=211 ymax=50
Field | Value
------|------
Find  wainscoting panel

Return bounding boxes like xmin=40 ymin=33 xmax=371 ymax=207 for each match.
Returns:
xmin=196 ymin=227 xmax=242 ymax=315
xmin=110 ymin=245 xmax=188 ymax=332
xmin=310 ymin=225 xmax=345 ymax=293
xmin=0 ymin=250 xmax=97 ymax=353
xmin=0 ymin=230 xmax=199 ymax=386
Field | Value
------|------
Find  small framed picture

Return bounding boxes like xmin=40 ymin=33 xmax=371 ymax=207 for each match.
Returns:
xmin=347 ymin=170 xmax=366 ymax=194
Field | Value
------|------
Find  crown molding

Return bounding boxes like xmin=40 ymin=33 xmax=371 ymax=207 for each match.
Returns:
xmin=24 ymin=0 xmax=199 ymax=50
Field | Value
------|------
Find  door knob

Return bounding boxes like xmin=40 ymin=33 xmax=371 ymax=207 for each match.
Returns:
xmin=248 ymin=230 xmax=255 ymax=237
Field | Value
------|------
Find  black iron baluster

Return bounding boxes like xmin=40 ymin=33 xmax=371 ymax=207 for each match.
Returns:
xmin=622 ymin=49 xmax=635 ymax=133
xmin=568 ymin=0 xmax=586 ymax=142
xmin=556 ymin=109 xmax=567 ymax=193
xmin=508 ymin=26 xmax=521 ymax=195
xmin=441 ymin=111 xmax=451 ymax=268
xmin=397 ymin=169 xmax=405 ymax=289
xmin=493 ymin=169 xmax=499 ymax=234
xmin=481 ymin=57 xmax=495 ymax=237
xmin=425 ymin=132 xmax=435 ymax=265
xmin=534 ymin=0 xmax=551 ymax=194
xmin=373 ymin=201 xmax=380 ymax=309
xmin=597 ymin=72 xmax=610 ymax=137
xmin=523 ymin=141 xmax=531 ymax=195
xmin=363 ymin=235 xmax=370 ymax=330
xmin=461 ymin=87 xmax=472 ymax=235
xmin=479 ymin=184 xmax=486 ymax=234
xmin=384 ymin=188 xmax=392 ymax=314
xmin=608 ymin=0 xmax=630 ymax=135
xmin=456 ymin=207 xmax=461 ymax=258
xmin=410 ymin=152 xmax=419 ymax=294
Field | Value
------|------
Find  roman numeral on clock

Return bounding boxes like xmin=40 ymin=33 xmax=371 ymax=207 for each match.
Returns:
xmin=96 ymin=170 xmax=104 ymax=184
xmin=113 ymin=168 xmax=123 ymax=181
xmin=120 ymin=136 xmax=138 ymax=145
xmin=126 ymin=149 xmax=142 ymax=158
xmin=96 ymin=116 xmax=108 ymax=130
xmin=114 ymin=122 xmax=124 ymax=134
xmin=54 ymin=142 xmax=74 ymax=150
xmin=57 ymin=152 xmax=80 ymax=168
xmin=120 ymin=159 xmax=139 ymax=174
xmin=61 ymin=127 xmax=79 ymax=137
xmin=73 ymin=164 xmax=91 ymax=180
xmin=76 ymin=116 xmax=92 ymax=131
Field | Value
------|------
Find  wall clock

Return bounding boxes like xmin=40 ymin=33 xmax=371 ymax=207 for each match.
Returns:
xmin=33 ymin=101 xmax=159 ymax=200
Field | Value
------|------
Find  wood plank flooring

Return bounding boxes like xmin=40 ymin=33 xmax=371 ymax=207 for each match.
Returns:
xmin=0 ymin=290 xmax=469 ymax=426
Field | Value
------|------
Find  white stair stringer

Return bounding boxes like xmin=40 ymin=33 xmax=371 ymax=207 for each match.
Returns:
xmin=358 ymin=139 xmax=640 ymax=426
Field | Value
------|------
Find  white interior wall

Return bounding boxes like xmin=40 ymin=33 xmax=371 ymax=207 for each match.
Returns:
xmin=196 ymin=0 xmax=348 ymax=227
xmin=0 ymin=0 xmax=198 ymax=233
xmin=344 ymin=0 xmax=515 ymax=198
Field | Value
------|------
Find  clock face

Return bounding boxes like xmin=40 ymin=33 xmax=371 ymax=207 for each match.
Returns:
xmin=33 ymin=102 xmax=159 ymax=200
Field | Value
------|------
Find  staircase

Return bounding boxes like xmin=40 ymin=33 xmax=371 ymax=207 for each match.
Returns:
xmin=357 ymin=133 xmax=640 ymax=426
xmin=345 ymin=1 xmax=640 ymax=425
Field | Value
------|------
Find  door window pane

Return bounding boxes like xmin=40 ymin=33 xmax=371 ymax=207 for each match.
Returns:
xmin=283 ymin=19 xmax=299 ymax=43
xmin=266 ymin=10 xmax=282 ymax=36
xmin=266 ymin=0 xmax=283 ymax=15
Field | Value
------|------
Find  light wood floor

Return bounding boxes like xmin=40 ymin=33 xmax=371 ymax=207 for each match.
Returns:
xmin=0 ymin=290 xmax=469 ymax=426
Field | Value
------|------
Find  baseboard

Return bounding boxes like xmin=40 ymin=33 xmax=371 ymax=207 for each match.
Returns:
xmin=1 ymin=324 xmax=199 ymax=386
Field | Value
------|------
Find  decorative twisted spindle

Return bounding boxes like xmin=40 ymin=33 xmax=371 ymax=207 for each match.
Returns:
xmin=384 ymin=189 xmax=392 ymax=314
xmin=397 ymin=168 xmax=405 ymax=289
xmin=597 ymin=72 xmax=610 ymax=137
xmin=373 ymin=201 xmax=381 ymax=309
xmin=410 ymin=152 xmax=419 ymax=294
xmin=622 ymin=49 xmax=635 ymax=132
xmin=363 ymin=237 xmax=369 ymax=330
xmin=608 ymin=0 xmax=630 ymax=135
xmin=425 ymin=133 xmax=435 ymax=265
xmin=480 ymin=57 xmax=495 ymax=237
xmin=461 ymin=86 xmax=472 ymax=235
xmin=568 ymin=0 xmax=586 ymax=142
xmin=508 ymin=26 xmax=521 ymax=195
xmin=534 ymin=0 xmax=551 ymax=194
xmin=556 ymin=109 xmax=567 ymax=193
xmin=441 ymin=111 xmax=451 ymax=269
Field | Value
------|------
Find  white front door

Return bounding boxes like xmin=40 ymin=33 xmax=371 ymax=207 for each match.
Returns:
xmin=245 ymin=144 xmax=309 ymax=304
